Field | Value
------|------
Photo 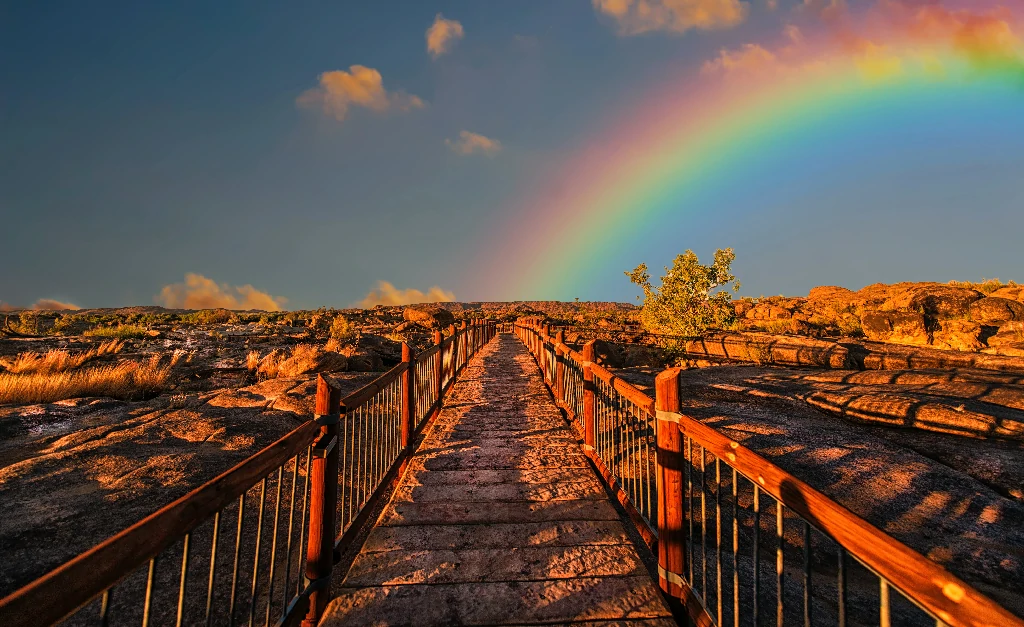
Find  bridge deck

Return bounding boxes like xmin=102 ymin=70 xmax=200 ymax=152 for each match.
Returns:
xmin=320 ymin=334 xmax=674 ymax=626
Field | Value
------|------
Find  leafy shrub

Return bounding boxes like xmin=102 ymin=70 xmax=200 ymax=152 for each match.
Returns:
xmin=626 ymin=248 xmax=740 ymax=337
xmin=330 ymin=316 xmax=356 ymax=342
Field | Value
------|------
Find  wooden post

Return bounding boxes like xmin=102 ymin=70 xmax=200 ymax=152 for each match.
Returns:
xmin=401 ymin=343 xmax=415 ymax=449
xmin=582 ymin=341 xmax=597 ymax=451
xmin=554 ymin=338 xmax=566 ymax=403
xmin=303 ymin=374 xmax=342 ymax=626
xmin=655 ymin=368 xmax=686 ymax=602
xmin=433 ymin=329 xmax=443 ymax=413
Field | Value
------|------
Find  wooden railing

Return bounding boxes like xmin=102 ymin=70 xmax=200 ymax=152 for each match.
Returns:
xmin=513 ymin=320 xmax=1023 ymax=627
xmin=0 ymin=320 xmax=496 ymax=627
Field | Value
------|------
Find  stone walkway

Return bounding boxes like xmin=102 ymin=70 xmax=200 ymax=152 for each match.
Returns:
xmin=320 ymin=334 xmax=674 ymax=626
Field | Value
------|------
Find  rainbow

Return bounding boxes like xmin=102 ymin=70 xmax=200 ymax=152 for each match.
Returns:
xmin=470 ymin=4 xmax=1024 ymax=300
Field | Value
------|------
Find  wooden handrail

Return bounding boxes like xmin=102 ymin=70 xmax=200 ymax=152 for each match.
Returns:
xmin=0 ymin=420 xmax=321 ymax=627
xmin=516 ymin=322 xmax=1022 ymax=627
xmin=662 ymin=401 xmax=1023 ymax=627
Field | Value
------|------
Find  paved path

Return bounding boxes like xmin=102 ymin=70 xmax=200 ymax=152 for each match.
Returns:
xmin=320 ymin=334 xmax=674 ymax=626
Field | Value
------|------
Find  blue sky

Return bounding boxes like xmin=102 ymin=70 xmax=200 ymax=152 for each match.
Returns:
xmin=2 ymin=1 xmax=1022 ymax=309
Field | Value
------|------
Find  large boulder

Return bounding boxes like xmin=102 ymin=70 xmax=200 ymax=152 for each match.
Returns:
xmin=885 ymin=284 xmax=983 ymax=318
xmin=402 ymin=306 xmax=454 ymax=329
xmin=987 ymin=322 xmax=1024 ymax=348
xmin=990 ymin=286 xmax=1024 ymax=302
xmin=969 ymin=297 xmax=1024 ymax=325
xmin=860 ymin=311 xmax=929 ymax=346
xmin=807 ymin=285 xmax=856 ymax=303
xmin=930 ymin=320 xmax=983 ymax=352
xmin=746 ymin=303 xmax=793 ymax=320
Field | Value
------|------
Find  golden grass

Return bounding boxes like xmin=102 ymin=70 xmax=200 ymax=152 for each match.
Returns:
xmin=84 ymin=324 xmax=148 ymax=339
xmin=0 ymin=355 xmax=172 ymax=404
xmin=257 ymin=344 xmax=346 ymax=380
xmin=0 ymin=340 xmax=124 ymax=375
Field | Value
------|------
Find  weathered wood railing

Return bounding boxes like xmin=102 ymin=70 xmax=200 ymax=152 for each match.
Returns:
xmin=0 ymin=320 xmax=496 ymax=627
xmin=513 ymin=319 xmax=1023 ymax=627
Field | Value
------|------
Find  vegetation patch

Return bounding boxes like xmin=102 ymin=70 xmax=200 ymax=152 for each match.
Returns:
xmin=0 ymin=355 xmax=173 ymax=404
xmin=84 ymin=324 xmax=149 ymax=339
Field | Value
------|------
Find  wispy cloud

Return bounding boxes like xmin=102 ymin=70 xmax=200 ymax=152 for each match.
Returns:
xmin=296 ymin=65 xmax=425 ymax=122
xmin=33 ymin=299 xmax=80 ymax=311
xmin=358 ymin=281 xmax=455 ymax=308
xmin=702 ymin=43 xmax=777 ymax=75
xmin=156 ymin=273 xmax=286 ymax=310
xmin=427 ymin=14 xmax=465 ymax=59
xmin=700 ymin=1 xmax=1024 ymax=81
xmin=445 ymin=130 xmax=502 ymax=156
xmin=593 ymin=0 xmax=749 ymax=35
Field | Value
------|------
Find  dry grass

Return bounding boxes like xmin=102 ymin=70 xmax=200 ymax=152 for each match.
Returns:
xmin=0 ymin=340 xmax=124 ymax=375
xmin=257 ymin=344 xmax=346 ymax=380
xmin=84 ymin=324 xmax=148 ymax=339
xmin=0 ymin=355 xmax=173 ymax=404
xmin=948 ymin=278 xmax=1018 ymax=295
xmin=246 ymin=350 xmax=261 ymax=372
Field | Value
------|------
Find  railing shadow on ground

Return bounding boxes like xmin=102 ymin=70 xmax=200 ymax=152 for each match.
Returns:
xmin=0 ymin=322 xmax=497 ymax=627
xmin=513 ymin=319 xmax=1024 ymax=627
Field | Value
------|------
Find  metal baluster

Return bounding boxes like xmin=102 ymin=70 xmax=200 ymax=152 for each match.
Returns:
xmin=229 ymin=494 xmax=246 ymax=627
xmin=99 ymin=588 xmax=113 ymax=627
xmin=339 ymin=408 xmax=349 ymax=534
xmin=205 ymin=511 xmax=221 ymax=626
xmin=880 ymin=580 xmax=891 ymax=627
xmin=295 ymin=449 xmax=312 ymax=598
xmin=700 ymin=445 xmax=707 ymax=598
xmin=753 ymin=485 xmax=760 ymax=627
xmin=281 ymin=457 xmax=299 ymax=619
xmin=142 ymin=557 xmax=158 ymax=627
xmin=247 ymin=478 xmax=268 ymax=627
xmin=687 ymin=437 xmax=694 ymax=586
xmin=717 ymin=458 xmax=723 ymax=622
xmin=733 ymin=469 xmax=739 ymax=627
xmin=777 ymin=501 xmax=785 ymax=627
xmin=175 ymin=533 xmax=191 ymax=627
xmin=264 ymin=467 xmax=284 ymax=626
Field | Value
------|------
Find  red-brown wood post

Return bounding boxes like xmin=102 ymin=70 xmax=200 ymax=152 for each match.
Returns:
xmin=433 ymin=329 xmax=443 ymax=413
xmin=303 ymin=374 xmax=342 ymax=626
xmin=554 ymin=330 xmax=566 ymax=402
xmin=655 ymin=367 xmax=686 ymax=602
xmin=401 ymin=342 xmax=415 ymax=449
xmin=459 ymin=320 xmax=467 ymax=370
xmin=582 ymin=341 xmax=597 ymax=451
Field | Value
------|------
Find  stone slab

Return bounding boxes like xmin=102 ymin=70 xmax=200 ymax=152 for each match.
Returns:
xmin=360 ymin=521 xmax=633 ymax=553
xmin=321 ymin=577 xmax=673 ymax=626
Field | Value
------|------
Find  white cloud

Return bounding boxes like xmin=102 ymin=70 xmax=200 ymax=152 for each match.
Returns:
xmin=156 ymin=273 xmax=286 ymax=310
xmin=426 ymin=14 xmax=465 ymax=59
xmin=593 ymin=0 xmax=749 ymax=35
xmin=445 ymin=130 xmax=502 ymax=156
xmin=296 ymin=65 xmax=424 ymax=122
xmin=358 ymin=281 xmax=455 ymax=308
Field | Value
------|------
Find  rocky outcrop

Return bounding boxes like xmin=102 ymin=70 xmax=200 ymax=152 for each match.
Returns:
xmin=860 ymin=311 xmax=928 ymax=345
xmin=969 ymin=297 xmax=1024 ymax=325
xmin=402 ymin=305 xmax=455 ymax=329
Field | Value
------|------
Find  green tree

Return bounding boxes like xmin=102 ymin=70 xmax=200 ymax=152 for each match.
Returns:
xmin=626 ymin=248 xmax=739 ymax=337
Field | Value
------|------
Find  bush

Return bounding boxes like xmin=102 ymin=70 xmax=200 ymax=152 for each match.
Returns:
xmin=84 ymin=324 xmax=149 ymax=339
xmin=180 ymin=308 xmax=234 ymax=325
xmin=330 ymin=316 xmax=356 ymax=342
xmin=626 ymin=248 xmax=739 ymax=337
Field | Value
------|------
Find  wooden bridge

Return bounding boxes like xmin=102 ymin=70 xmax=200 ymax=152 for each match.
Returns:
xmin=0 ymin=321 xmax=1021 ymax=627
